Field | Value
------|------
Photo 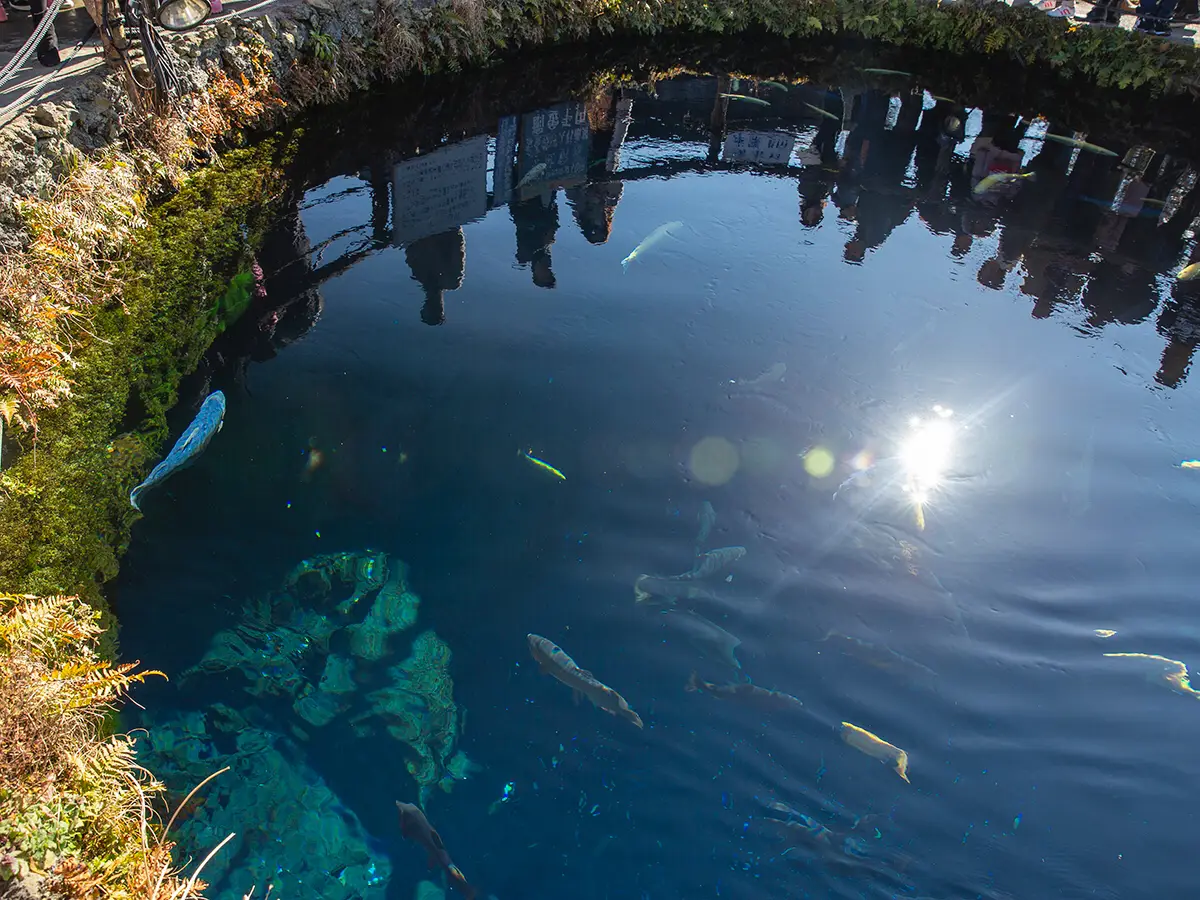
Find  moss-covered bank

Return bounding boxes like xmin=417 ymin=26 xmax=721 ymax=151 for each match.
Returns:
xmin=0 ymin=139 xmax=293 ymax=607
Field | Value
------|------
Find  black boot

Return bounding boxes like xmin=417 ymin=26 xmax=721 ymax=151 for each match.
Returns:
xmin=31 ymin=6 xmax=60 ymax=66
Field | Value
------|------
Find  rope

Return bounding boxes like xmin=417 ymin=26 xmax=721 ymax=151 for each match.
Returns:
xmin=0 ymin=22 xmax=95 ymax=129
xmin=0 ymin=0 xmax=67 ymax=88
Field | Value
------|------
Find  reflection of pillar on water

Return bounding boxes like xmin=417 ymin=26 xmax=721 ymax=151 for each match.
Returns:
xmin=708 ymin=75 xmax=731 ymax=166
xmin=1155 ymin=179 xmax=1200 ymax=387
xmin=405 ymin=228 xmax=465 ymax=326
xmin=566 ymin=89 xmax=628 ymax=245
xmin=797 ymin=88 xmax=844 ymax=229
xmin=367 ymin=157 xmax=392 ymax=245
xmin=512 ymin=193 xmax=559 ymax=289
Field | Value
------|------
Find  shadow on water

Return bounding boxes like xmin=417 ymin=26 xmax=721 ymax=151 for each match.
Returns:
xmin=114 ymin=40 xmax=1200 ymax=900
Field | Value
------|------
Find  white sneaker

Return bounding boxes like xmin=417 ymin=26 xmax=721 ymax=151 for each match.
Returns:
xmin=1047 ymin=1 xmax=1075 ymax=14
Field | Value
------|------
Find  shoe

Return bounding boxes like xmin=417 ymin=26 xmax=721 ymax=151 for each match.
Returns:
xmin=1047 ymin=1 xmax=1075 ymax=15
xmin=1078 ymin=6 xmax=1119 ymax=21
xmin=36 ymin=41 xmax=60 ymax=66
xmin=1153 ymin=16 xmax=1173 ymax=30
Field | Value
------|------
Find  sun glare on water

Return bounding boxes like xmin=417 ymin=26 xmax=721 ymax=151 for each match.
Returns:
xmin=899 ymin=405 xmax=957 ymax=515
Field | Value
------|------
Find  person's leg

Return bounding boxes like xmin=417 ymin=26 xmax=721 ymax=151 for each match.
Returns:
xmin=30 ymin=0 xmax=61 ymax=66
xmin=1079 ymin=0 xmax=1120 ymax=24
xmin=1172 ymin=0 xmax=1196 ymax=22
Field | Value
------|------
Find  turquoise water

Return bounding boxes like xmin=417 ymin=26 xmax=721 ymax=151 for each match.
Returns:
xmin=117 ymin=61 xmax=1200 ymax=900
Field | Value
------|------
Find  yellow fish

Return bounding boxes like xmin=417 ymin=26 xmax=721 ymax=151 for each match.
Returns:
xmin=803 ymin=102 xmax=841 ymax=121
xmin=973 ymin=172 xmax=1035 ymax=195
xmin=1094 ymin=629 xmax=1117 ymax=638
xmin=1177 ymin=263 xmax=1200 ymax=282
xmin=1180 ymin=460 xmax=1200 ymax=468
xmin=1042 ymin=133 xmax=1119 ymax=157
xmin=840 ymin=722 xmax=910 ymax=782
xmin=1105 ymin=652 xmax=1200 ymax=699
xmin=520 ymin=448 xmax=566 ymax=480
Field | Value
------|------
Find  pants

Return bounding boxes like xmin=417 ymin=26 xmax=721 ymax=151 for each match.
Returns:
xmin=30 ymin=0 xmax=60 ymax=63
xmin=1137 ymin=0 xmax=1177 ymax=21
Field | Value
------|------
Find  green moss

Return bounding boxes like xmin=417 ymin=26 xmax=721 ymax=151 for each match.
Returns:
xmin=0 ymin=139 xmax=294 ymax=612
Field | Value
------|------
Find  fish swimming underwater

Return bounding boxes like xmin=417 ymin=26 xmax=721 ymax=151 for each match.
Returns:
xmin=395 ymin=801 xmax=478 ymax=900
xmin=719 ymin=93 xmax=772 ymax=106
xmin=130 ymin=390 xmax=226 ymax=511
xmin=686 ymin=671 xmax=805 ymax=713
xmin=820 ymin=631 xmax=938 ymax=687
xmin=658 ymin=609 xmax=743 ymax=674
xmin=861 ymin=67 xmax=911 ymax=76
xmin=973 ymin=171 xmax=1035 ymax=195
xmin=520 ymin=448 xmax=566 ymax=480
xmin=514 ymin=163 xmax=547 ymax=191
xmin=1177 ymin=262 xmax=1200 ymax=281
xmin=1041 ymin=133 xmax=1119 ymax=157
xmin=730 ymin=361 xmax=786 ymax=389
xmin=528 ymin=634 xmax=644 ymax=728
xmin=1104 ymin=652 xmax=1200 ymax=699
xmin=803 ymin=102 xmax=841 ymax=121
xmin=679 ymin=546 xmax=746 ymax=581
xmin=621 ymin=221 xmax=684 ymax=272
xmin=840 ymin=722 xmax=910 ymax=783
xmin=633 ymin=574 xmax=723 ymax=607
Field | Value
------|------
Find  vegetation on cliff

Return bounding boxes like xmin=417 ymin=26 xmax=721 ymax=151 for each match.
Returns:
xmin=0 ymin=592 xmax=205 ymax=898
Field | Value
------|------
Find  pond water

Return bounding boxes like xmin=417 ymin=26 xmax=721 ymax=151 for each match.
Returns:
xmin=115 ymin=56 xmax=1200 ymax=900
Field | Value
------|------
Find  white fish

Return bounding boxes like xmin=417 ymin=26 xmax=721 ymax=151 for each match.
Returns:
xmin=621 ymin=221 xmax=684 ymax=272
xmin=514 ymin=163 xmax=547 ymax=191
xmin=695 ymin=500 xmax=716 ymax=552
xmin=730 ymin=362 xmax=786 ymax=389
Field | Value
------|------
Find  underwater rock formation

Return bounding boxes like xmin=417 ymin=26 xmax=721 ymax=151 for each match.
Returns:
xmin=139 ymin=708 xmax=391 ymax=900
xmin=358 ymin=630 xmax=476 ymax=805
xmin=176 ymin=550 xmax=475 ymax=807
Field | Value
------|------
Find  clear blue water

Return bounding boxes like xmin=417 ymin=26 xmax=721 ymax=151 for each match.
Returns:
xmin=116 ymin=68 xmax=1200 ymax=900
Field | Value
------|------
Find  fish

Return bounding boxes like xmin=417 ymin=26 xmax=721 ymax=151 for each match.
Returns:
xmin=395 ymin=801 xmax=478 ymax=900
xmin=301 ymin=437 xmax=324 ymax=482
xmin=820 ymin=631 xmax=937 ymax=685
xmin=514 ymin=163 xmax=547 ymax=191
xmin=719 ymin=93 xmax=772 ymax=106
xmin=130 ymin=390 xmax=226 ymax=511
xmin=803 ymin=102 xmax=841 ymax=121
xmin=730 ymin=362 xmax=786 ymax=388
xmin=527 ymin=634 xmax=644 ymax=727
xmin=761 ymin=80 xmax=789 ymax=91
xmin=686 ymin=671 xmax=805 ymax=713
xmin=929 ymin=94 xmax=956 ymax=103
xmin=1104 ymin=652 xmax=1200 ymax=698
xmin=658 ymin=609 xmax=743 ymax=673
xmin=1094 ymin=629 xmax=1117 ymax=638
xmin=621 ymin=221 xmax=684 ymax=272
xmin=771 ymin=813 xmax=836 ymax=845
xmin=1177 ymin=263 xmax=1200 ymax=281
xmin=520 ymin=448 xmax=566 ymax=480
xmin=1181 ymin=459 xmax=1200 ymax=468
xmin=679 ymin=546 xmax=747 ymax=581
xmin=861 ymin=67 xmax=911 ymax=76
xmin=1041 ymin=133 xmax=1119 ymax=157
xmin=695 ymin=500 xmax=717 ymax=551
xmin=763 ymin=798 xmax=804 ymax=818
xmin=839 ymin=722 xmax=910 ymax=782
xmin=973 ymin=171 xmax=1035 ymax=195
xmin=633 ymin=574 xmax=723 ymax=607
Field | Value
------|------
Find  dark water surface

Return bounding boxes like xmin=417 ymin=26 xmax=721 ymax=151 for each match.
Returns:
xmin=116 ymin=56 xmax=1200 ymax=900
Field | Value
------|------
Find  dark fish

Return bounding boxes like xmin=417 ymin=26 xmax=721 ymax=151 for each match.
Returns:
xmin=659 ymin=609 xmax=742 ymax=673
xmin=686 ymin=671 xmax=804 ymax=713
xmin=634 ymin=574 xmax=722 ymax=607
xmin=820 ymin=631 xmax=937 ymax=685
xmin=527 ymin=634 xmax=644 ymax=728
xmin=130 ymin=390 xmax=226 ymax=510
xmin=683 ymin=546 xmax=747 ymax=580
xmin=395 ymin=801 xmax=478 ymax=900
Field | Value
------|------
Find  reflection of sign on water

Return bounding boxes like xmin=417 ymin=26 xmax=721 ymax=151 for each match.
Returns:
xmin=722 ymin=131 xmax=796 ymax=165
xmin=517 ymin=102 xmax=590 ymax=198
xmin=392 ymin=135 xmax=489 ymax=245
xmin=492 ymin=115 xmax=519 ymax=207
